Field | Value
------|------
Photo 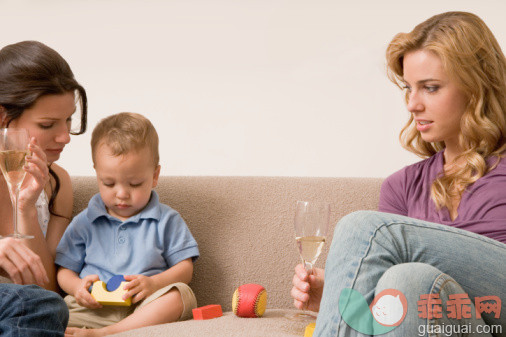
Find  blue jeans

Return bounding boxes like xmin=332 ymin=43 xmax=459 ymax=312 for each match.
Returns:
xmin=315 ymin=211 xmax=506 ymax=337
xmin=0 ymin=284 xmax=68 ymax=337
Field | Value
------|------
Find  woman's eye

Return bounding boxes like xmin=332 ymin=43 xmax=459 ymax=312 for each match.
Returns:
xmin=39 ymin=123 xmax=54 ymax=129
xmin=425 ymin=86 xmax=439 ymax=93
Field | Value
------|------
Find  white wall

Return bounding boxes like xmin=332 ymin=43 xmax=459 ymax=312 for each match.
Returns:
xmin=2 ymin=0 xmax=505 ymax=177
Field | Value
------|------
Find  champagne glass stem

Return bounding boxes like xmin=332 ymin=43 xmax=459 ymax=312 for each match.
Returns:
xmin=5 ymin=184 xmax=33 ymax=240
xmin=304 ymin=261 xmax=313 ymax=273
xmin=12 ymin=186 xmax=20 ymax=237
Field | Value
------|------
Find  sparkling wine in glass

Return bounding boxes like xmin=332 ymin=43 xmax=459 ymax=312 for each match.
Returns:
xmin=0 ymin=128 xmax=33 ymax=239
xmin=290 ymin=200 xmax=330 ymax=321
xmin=296 ymin=235 xmax=326 ymax=272
xmin=295 ymin=201 xmax=330 ymax=273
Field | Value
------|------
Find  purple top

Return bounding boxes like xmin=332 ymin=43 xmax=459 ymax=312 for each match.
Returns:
xmin=379 ymin=151 xmax=506 ymax=244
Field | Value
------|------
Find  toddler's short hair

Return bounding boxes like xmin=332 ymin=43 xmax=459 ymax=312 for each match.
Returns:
xmin=91 ymin=112 xmax=159 ymax=166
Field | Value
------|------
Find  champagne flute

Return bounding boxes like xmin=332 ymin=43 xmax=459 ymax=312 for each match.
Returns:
xmin=290 ymin=200 xmax=330 ymax=320
xmin=0 ymin=128 xmax=33 ymax=239
xmin=295 ymin=201 xmax=330 ymax=273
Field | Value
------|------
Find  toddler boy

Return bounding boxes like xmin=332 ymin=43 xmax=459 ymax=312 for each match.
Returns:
xmin=56 ymin=112 xmax=199 ymax=336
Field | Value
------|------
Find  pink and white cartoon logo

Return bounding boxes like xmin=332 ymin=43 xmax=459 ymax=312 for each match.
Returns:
xmin=370 ymin=289 xmax=408 ymax=327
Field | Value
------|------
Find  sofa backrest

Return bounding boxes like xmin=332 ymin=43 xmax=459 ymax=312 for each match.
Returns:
xmin=71 ymin=176 xmax=382 ymax=311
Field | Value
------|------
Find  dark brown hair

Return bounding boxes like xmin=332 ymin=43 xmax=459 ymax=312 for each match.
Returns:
xmin=0 ymin=41 xmax=88 ymax=216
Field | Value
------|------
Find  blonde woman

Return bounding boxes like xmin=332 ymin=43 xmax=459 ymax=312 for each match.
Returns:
xmin=291 ymin=12 xmax=506 ymax=336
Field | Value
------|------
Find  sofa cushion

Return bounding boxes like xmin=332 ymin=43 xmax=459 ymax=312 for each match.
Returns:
xmin=71 ymin=176 xmax=382 ymax=312
xmin=110 ymin=309 xmax=315 ymax=337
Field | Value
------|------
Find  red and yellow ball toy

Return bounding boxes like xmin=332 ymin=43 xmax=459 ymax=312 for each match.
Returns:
xmin=232 ymin=283 xmax=267 ymax=318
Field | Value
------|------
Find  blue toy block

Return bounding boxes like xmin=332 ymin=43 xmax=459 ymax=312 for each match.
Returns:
xmin=107 ymin=275 xmax=127 ymax=291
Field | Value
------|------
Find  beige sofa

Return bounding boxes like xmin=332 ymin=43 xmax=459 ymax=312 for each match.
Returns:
xmin=70 ymin=176 xmax=383 ymax=337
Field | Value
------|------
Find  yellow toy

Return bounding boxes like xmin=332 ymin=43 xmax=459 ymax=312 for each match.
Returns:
xmin=304 ymin=322 xmax=316 ymax=337
xmin=91 ymin=275 xmax=131 ymax=306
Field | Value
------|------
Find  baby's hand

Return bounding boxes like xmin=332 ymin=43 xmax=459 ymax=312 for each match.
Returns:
xmin=123 ymin=274 xmax=156 ymax=304
xmin=74 ymin=274 xmax=102 ymax=309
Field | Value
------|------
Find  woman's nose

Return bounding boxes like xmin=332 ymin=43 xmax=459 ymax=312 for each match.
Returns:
xmin=54 ymin=127 xmax=71 ymax=144
xmin=406 ymin=90 xmax=424 ymax=113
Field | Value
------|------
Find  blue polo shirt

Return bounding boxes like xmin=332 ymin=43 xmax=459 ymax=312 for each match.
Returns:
xmin=55 ymin=191 xmax=199 ymax=282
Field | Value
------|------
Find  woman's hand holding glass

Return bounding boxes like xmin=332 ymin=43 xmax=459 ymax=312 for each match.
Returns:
xmin=0 ymin=131 xmax=50 ymax=284
xmin=288 ymin=200 xmax=330 ymax=320
xmin=17 ymin=137 xmax=50 ymax=212
xmin=291 ymin=264 xmax=325 ymax=312
xmin=0 ymin=129 xmax=49 ymax=239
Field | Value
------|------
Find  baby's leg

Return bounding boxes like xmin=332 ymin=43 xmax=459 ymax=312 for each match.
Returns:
xmin=97 ymin=288 xmax=184 ymax=336
xmin=66 ymin=282 xmax=196 ymax=336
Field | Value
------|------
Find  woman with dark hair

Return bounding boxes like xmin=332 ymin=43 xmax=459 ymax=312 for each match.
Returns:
xmin=291 ymin=12 xmax=506 ymax=336
xmin=0 ymin=40 xmax=88 ymax=336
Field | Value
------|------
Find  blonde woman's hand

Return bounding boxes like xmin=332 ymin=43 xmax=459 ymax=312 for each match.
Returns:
xmin=123 ymin=274 xmax=157 ymax=304
xmin=291 ymin=264 xmax=325 ymax=312
xmin=0 ymin=237 xmax=49 ymax=286
xmin=74 ymin=274 xmax=102 ymax=309
xmin=17 ymin=138 xmax=50 ymax=211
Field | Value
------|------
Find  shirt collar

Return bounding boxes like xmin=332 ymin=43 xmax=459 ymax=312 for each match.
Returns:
xmin=87 ymin=190 xmax=162 ymax=224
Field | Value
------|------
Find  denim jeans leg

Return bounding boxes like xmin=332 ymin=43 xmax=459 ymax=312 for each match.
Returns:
xmin=0 ymin=284 xmax=69 ymax=337
xmin=376 ymin=263 xmax=492 ymax=337
xmin=314 ymin=211 xmax=506 ymax=337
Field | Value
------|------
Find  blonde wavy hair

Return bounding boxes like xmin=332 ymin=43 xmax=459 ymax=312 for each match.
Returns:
xmin=386 ymin=11 xmax=506 ymax=212
xmin=91 ymin=112 xmax=159 ymax=167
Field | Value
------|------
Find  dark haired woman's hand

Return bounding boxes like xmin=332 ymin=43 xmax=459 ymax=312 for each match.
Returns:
xmin=0 ymin=237 xmax=49 ymax=286
xmin=291 ymin=264 xmax=325 ymax=312
xmin=17 ymin=137 xmax=50 ymax=212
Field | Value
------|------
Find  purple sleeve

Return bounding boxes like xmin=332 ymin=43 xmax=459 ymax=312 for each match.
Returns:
xmin=379 ymin=168 xmax=409 ymax=216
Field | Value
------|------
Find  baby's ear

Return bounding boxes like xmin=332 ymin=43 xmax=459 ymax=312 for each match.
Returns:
xmin=152 ymin=165 xmax=161 ymax=188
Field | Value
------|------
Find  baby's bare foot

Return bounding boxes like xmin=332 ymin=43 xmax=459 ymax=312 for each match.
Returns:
xmin=65 ymin=327 xmax=106 ymax=337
